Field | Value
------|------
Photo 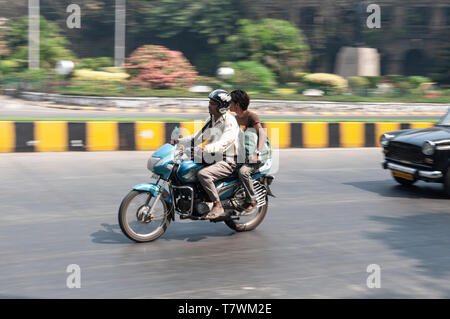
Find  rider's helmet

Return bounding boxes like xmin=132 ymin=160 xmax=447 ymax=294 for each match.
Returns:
xmin=209 ymin=89 xmax=231 ymax=114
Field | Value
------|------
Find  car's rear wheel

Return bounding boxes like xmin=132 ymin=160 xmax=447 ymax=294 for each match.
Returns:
xmin=392 ymin=173 xmax=417 ymax=187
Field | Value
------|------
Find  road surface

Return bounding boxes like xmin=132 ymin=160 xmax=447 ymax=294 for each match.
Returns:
xmin=0 ymin=149 xmax=449 ymax=298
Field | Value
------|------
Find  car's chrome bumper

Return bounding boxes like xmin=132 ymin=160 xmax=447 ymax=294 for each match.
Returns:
xmin=382 ymin=160 xmax=443 ymax=180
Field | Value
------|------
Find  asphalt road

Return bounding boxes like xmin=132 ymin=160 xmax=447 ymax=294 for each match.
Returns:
xmin=0 ymin=149 xmax=449 ymax=298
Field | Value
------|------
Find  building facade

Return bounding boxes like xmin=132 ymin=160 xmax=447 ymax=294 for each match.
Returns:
xmin=251 ymin=0 xmax=450 ymax=76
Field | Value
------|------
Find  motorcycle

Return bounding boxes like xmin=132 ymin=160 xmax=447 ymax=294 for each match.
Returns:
xmin=118 ymin=142 xmax=275 ymax=243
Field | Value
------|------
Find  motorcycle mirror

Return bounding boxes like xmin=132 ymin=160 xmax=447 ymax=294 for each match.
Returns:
xmin=171 ymin=126 xmax=181 ymax=141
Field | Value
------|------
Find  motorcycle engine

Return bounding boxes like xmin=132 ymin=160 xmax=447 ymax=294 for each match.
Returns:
xmin=229 ymin=188 xmax=248 ymax=211
xmin=173 ymin=187 xmax=193 ymax=214
xmin=195 ymin=201 xmax=212 ymax=216
xmin=177 ymin=199 xmax=192 ymax=213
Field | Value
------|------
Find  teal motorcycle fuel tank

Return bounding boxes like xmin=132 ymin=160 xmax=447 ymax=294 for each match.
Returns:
xmin=176 ymin=160 xmax=204 ymax=183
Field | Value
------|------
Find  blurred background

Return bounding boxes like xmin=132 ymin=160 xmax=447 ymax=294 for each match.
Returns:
xmin=1 ymin=2 xmax=450 ymax=300
xmin=0 ymin=0 xmax=449 ymax=102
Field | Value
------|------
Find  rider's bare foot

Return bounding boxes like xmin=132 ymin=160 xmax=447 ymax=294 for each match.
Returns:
xmin=244 ymin=200 xmax=257 ymax=212
xmin=205 ymin=206 xmax=226 ymax=219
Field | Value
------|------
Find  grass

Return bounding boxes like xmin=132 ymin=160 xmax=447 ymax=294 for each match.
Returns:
xmin=251 ymin=93 xmax=450 ymax=104
xmin=0 ymin=118 xmax=440 ymax=123
xmin=55 ymin=87 xmax=450 ymax=103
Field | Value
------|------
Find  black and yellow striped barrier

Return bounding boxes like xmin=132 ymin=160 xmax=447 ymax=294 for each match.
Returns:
xmin=0 ymin=121 xmax=435 ymax=152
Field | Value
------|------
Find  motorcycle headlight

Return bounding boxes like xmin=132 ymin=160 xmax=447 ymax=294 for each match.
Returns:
xmin=147 ymin=157 xmax=161 ymax=172
xmin=380 ymin=133 xmax=394 ymax=146
xmin=422 ymin=141 xmax=435 ymax=156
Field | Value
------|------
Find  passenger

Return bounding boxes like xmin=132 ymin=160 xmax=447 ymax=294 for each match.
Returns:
xmin=230 ymin=89 xmax=267 ymax=212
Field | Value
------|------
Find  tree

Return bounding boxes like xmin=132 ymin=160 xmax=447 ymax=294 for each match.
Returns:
xmin=431 ymin=36 xmax=450 ymax=85
xmin=222 ymin=60 xmax=276 ymax=92
xmin=219 ymin=19 xmax=311 ymax=83
xmin=136 ymin=0 xmax=238 ymax=45
xmin=0 ymin=32 xmax=8 ymax=58
xmin=34 ymin=0 xmax=240 ymax=74
xmin=130 ymin=0 xmax=239 ymax=75
xmin=3 ymin=16 xmax=74 ymax=70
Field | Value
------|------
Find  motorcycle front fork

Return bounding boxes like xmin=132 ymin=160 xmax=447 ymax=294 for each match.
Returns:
xmin=144 ymin=177 xmax=166 ymax=220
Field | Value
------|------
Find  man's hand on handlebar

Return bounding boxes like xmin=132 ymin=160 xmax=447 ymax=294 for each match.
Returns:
xmin=194 ymin=146 xmax=205 ymax=155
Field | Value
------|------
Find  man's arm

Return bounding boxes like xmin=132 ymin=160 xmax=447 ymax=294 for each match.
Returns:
xmin=177 ymin=117 xmax=211 ymax=146
xmin=254 ymin=122 xmax=267 ymax=152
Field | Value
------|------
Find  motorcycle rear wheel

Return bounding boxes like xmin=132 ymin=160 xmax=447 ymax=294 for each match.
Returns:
xmin=224 ymin=198 xmax=268 ymax=232
xmin=118 ymin=190 xmax=171 ymax=243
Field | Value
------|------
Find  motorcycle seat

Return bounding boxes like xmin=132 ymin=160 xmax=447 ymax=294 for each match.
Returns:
xmin=215 ymin=164 xmax=261 ymax=184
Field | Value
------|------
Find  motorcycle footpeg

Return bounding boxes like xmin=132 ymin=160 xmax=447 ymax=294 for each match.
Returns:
xmin=208 ymin=215 xmax=239 ymax=223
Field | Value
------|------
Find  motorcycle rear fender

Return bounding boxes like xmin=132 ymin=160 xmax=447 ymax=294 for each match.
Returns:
xmin=133 ymin=183 xmax=172 ymax=202
xmin=263 ymin=175 xmax=276 ymax=197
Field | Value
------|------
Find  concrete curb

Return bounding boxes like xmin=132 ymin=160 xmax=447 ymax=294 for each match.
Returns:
xmin=3 ymin=90 xmax=449 ymax=116
xmin=0 ymin=120 xmax=435 ymax=153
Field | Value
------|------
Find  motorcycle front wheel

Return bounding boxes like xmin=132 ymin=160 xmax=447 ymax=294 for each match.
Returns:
xmin=224 ymin=198 xmax=268 ymax=232
xmin=118 ymin=190 xmax=171 ymax=243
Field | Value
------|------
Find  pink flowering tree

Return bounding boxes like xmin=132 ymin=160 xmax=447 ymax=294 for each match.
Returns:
xmin=0 ymin=23 xmax=9 ymax=57
xmin=125 ymin=45 xmax=198 ymax=89
xmin=0 ymin=37 xmax=7 ymax=57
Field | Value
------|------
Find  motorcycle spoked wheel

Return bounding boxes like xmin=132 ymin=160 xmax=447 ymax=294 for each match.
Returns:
xmin=224 ymin=198 xmax=268 ymax=232
xmin=118 ymin=190 xmax=171 ymax=243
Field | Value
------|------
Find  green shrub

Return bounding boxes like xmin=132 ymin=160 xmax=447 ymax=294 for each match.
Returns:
xmin=76 ymin=57 xmax=114 ymax=71
xmin=10 ymin=69 xmax=48 ymax=80
xmin=397 ymin=81 xmax=415 ymax=91
xmin=195 ymin=76 xmax=224 ymax=89
xmin=385 ymin=75 xmax=405 ymax=84
xmin=348 ymin=76 xmax=371 ymax=89
xmin=222 ymin=60 xmax=277 ymax=92
xmin=220 ymin=19 xmax=310 ymax=84
xmin=0 ymin=59 xmax=20 ymax=75
xmin=293 ymin=72 xmax=309 ymax=82
xmin=4 ymin=16 xmax=74 ymax=70
xmin=302 ymin=73 xmax=347 ymax=94
xmin=362 ymin=76 xmax=382 ymax=88
xmin=407 ymin=76 xmax=432 ymax=88
xmin=3 ymin=69 xmax=48 ymax=91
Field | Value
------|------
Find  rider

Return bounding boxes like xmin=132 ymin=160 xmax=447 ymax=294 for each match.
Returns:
xmin=177 ymin=89 xmax=240 ymax=220
xmin=230 ymin=89 xmax=267 ymax=212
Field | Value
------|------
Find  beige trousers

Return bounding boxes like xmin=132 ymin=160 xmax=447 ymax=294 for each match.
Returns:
xmin=197 ymin=161 xmax=237 ymax=202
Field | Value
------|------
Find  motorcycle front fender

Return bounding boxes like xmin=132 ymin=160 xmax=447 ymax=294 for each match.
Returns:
xmin=133 ymin=183 xmax=172 ymax=203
